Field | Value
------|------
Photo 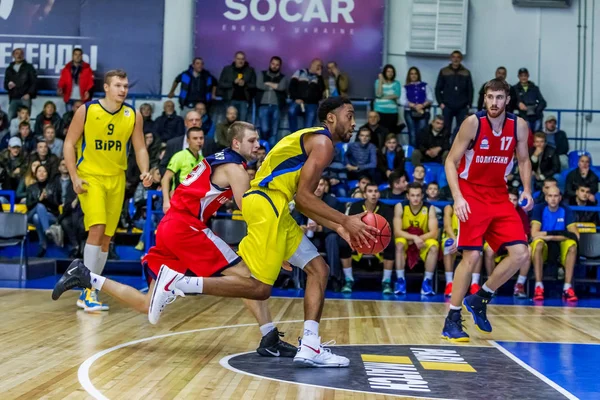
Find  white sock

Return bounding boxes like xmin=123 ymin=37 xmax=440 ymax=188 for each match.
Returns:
xmin=482 ymin=283 xmax=494 ymax=294
xmin=424 ymin=271 xmax=434 ymax=280
xmin=382 ymin=269 xmax=392 ymax=282
xmin=471 ymin=273 xmax=480 ymax=285
xmin=396 ymin=269 xmax=405 ymax=279
xmin=517 ymin=275 xmax=527 ymax=285
xmin=260 ymin=322 xmax=275 ymax=337
xmin=449 ymin=304 xmax=462 ymax=310
xmin=563 ymin=283 xmax=572 ymax=290
xmin=83 ymin=244 xmax=101 ymax=274
xmin=343 ymin=267 xmax=354 ymax=281
xmin=445 ymin=272 xmax=453 ymax=283
xmin=303 ymin=320 xmax=319 ymax=338
xmin=174 ymin=276 xmax=204 ymax=294
xmin=89 ymin=272 xmax=106 ymax=291
xmin=97 ymin=251 xmax=109 ymax=275
xmin=535 ymin=282 xmax=544 ymax=289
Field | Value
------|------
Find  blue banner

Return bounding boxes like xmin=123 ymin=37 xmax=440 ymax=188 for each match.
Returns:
xmin=0 ymin=0 xmax=164 ymax=95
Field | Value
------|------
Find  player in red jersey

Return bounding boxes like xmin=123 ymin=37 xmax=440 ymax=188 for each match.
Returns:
xmin=441 ymin=78 xmax=534 ymax=342
xmin=53 ymin=121 xmax=298 ymax=357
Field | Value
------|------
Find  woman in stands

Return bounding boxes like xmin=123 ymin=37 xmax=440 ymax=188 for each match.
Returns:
xmin=26 ymin=164 xmax=61 ymax=256
xmin=374 ymin=65 xmax=401 ymax=134
xmin=377 ymin=133 xmax=406 ymax=180
xmin=400 ymin=67 xmax=434 ymax=147
xmin=16 ymin=159 xmax=41 ymax=202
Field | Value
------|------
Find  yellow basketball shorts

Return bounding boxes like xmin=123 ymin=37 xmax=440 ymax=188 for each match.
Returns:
xmin=395 ymin=237 xmax=439 ymax=262
xmin=238 ymin=188 xmax=318 ymax=286
xmin=531 ymin=238 xmax=577 ymax=266
xmin=77 ymin=172 xmax=125 ymax=237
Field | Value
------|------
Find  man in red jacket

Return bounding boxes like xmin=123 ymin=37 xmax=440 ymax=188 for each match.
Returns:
xmin=57 ymin=48 xmax=94 ymax=109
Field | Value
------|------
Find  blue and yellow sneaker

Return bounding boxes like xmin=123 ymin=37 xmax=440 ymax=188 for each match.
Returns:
xmin=76 ymin=289 xmax=86 ymax=309
xmin=394 ymin=278 xmax=406 ymax=295
xmin=341 ymin=279 xmax=354 ymax=294
xmin=421 ymin=278 xmax=435 ymax=296
xmin=82 ymin=288 xmax=110 ymax=312
xmin=441 ymin=311 xmax=470 ymax=342
xmin=462 ymin=294 xmax=492 ymax=333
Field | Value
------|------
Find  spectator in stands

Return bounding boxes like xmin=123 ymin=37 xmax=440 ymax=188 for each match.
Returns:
xmin=256 ymin=145 xmax=267 ymax=163
xmin=325 ymin=61 xmax=349 ymax=97
xmin=17 ymin=121 xmax=36 ymax=154
xmin=377 ymin=133 xmax=405 ymax=179
xmin=360 ymin=111 xmax=389 ymax=149
xmin=565 ymin=155 xmax=597 ymax=201
xmin=4 ymin=48 xmax=37 ymax=119
xmin=568 ymin=183 xmax=600 ymax=225
xmin=323 ymin=144 xmax=348 ymax=197
xmin=340 ymin=183 xmax=395 ymax=293
xmin=10 ymin=105 xmax=34 ymax=137
xmin=43 ymin=125 xmax=63 ymax=158
xmin=161 ymin=127 xmax=204 ymax=212
xmin=29 ymin=141 xmax=59 ymax=178
xmin=55 ymin=159 xmax=70 ymax=205
xmin=62 ymin=100 xmax=82 ymax=138
xmin=515 ymin=68 xmax=547 ymax=132
xmin=218 ymin=51 xmax=256 ymax=122
xmin=57 ymin=168 xmax=84 ymax=258
xmin=530 ymin=131 xmax=560 ymax=190
xmin=477 ymin=66 xmax=518 ymax=113
xmin=292 ymin=178 xmax=344 ymax=288
xmin=530 ymin=186 xmax=579 ymax=302
xmin=133 ymin=166 xmax=163 ymax=251
xmin=349 ymin=175 xmax=371 ymax=198
xmin=26 ymin=164 xmax=61 ymax=256
xmin=393 ymin=183 xmax=440 ymax=295
xmin=412 ymin=115 xmax=450 ymax=166
xmin=381 ymin=171 xmax=408 ymax=200
xmin=215 ymin=106 xmax=238 ymax=148
xmin=34 ymin=101 xmax=64 ymax=139
xmin=425 ymin=182 xmax=440 ymax=203
xmin=16 ymin=159 xmax=40 ymax=201
xmin=0 ymin=106 xmax=9 ymax=140
xmin=57 ymin=48 xmax=94 ymax=109
xmin=535 ymin=177 xmax=558 ymax=204
xmin=256 ymin=56 xmax=288 ymax=146
xmin=401 ymin=66 xmax=433 ymax=147
xmin=435 ymin=50 xmax=473 ymax=139
xmin=145 ymin=132 xmax=161 ymax=168
xmin=374 ymin=64 xmax=401 ymax=133
xmin=194 ymin=102 xmax=213 ymax=139
xmin=345 ymin=126 xmax=378 ymax=181
xmin=168 ymin=57 xmax=217 ymax=113
xmin=412 ymin=165 xmax=426 ymax=186
xmin=543 ymin=115 xmax=569 ymax=170
xmin=288 ymin=58 xmax=325 ymax=132
xmin=155 ymin=100 xmax=185 ymax=143
xmin=0 ymin=137 xmax=26 ymax=190
xmin=140 ymin=103 xmax=156 ymax=134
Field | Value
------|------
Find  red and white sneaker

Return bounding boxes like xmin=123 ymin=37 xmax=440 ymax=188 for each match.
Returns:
xmin=293 ymin=336 xmax=349 ymax=368
xmin=444 ymin=282 xmax=453 ymax=297
xmin=148 ymin=264 xmax=186 ymax=325
xmin=469 ymin=283 xmax=480 ymax=295
xmin=533 ymin=286 xmax=544 ymax=301
xmin=563 ymin=288 xmax=578 ymax=302
xmin=513 ymin=283 xmax=527 ymax=298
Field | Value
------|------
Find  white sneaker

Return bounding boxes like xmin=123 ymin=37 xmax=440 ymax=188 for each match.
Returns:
xmin=148 ymin=265 xmax=185 ymax=325
xmin=293 ymin=337 xmax=349 ymax=368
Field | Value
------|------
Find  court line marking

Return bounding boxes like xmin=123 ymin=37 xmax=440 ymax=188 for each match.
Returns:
xmin=488 ymin=340 xmax=579 ymax=400
xmin=495 ymin=339 xmax=600 ymax=345
xmin=219 ymin=351 xmax=459 ymax=400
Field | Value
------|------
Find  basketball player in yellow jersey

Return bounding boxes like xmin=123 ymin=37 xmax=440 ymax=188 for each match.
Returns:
xmin=149 ymin=97 xmax=377 ymax=368
xmin=63 ymin=69 xmax=151 ymax=312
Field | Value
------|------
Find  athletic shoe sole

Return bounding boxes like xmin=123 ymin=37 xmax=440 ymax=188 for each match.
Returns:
xmin=441 ymin=334 xmax=470 ymax=343
xmin=293 ymin=357 xmax=349 ymax=368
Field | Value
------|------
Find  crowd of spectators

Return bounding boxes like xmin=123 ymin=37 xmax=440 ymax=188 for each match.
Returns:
xmin=0 ymin=46 xmax=596 ymax=300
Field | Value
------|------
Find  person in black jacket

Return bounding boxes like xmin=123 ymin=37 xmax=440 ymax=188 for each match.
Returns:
xmin=4 ymin=48 xmax=37 ymax=119
xmin=168 ymin=57 xmax=217 ymax=113
xmin=155 ymin=100 xmax=185 ymax=142
xmin=256 ymin=56 xmax=288 ymax=146
xmin=288 ymin=59 xmax=325 ymax=132
xmin=530 ymin=132 xmax=560 ymax=190
xmin=139 ymin=103 xmax=156 ymax=134
xmin=55 ymin=162 xmax=85 ymax=257
xmin=34 ymin=101 xmax=64 ymax=139
xmin=26 ymin=164 xmax=61 ymax=256
xmin=514 ymin=68 xmax=547 ymax=133
xmin=543 ymin=115 xmax=569 ymax=169
xmin=565 ymin=154 xmax=598 ymax=201
xmin=567 ymin=183 xmax=600 ymax=225
xmin=435 ymin=51 xmax=473 ymax=140
xmin=61 ymin=100 xmax=83 ymax=139
xmin=218 ymin=51 xmax=256 ymax=122
xmin=477 ymin=66 xmax=518 ymax=114
xmin=377 ymin=133 xmax=406 ymax=179
xmin=28 ymin=141 xmax=59 ymax=179
xmin=412 ymin=115 xmax=451 ymax=165
xmin=360 ymin=111 xmax=389 ymax=149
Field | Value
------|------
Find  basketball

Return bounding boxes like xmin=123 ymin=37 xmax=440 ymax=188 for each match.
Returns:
xmin=355 ymin=212 xmax=392 ymax=255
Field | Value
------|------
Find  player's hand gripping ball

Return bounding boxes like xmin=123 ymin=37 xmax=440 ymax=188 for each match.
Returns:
xmin=355 ymin=212 xmax=391 ymax=254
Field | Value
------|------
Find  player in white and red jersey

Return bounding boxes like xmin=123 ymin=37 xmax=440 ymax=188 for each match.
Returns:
xmin=53 ymin=121 xmax=298 ymax=357
xmin=441 ymin=78 xmax=533 ymax=342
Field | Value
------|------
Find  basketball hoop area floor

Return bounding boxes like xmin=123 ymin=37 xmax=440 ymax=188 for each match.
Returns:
xmin=1 ymin=279 xmax=599 ymax=400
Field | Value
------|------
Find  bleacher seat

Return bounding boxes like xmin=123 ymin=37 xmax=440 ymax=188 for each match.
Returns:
xmin=422 ymin=163 xmax=443 ymax=185
xmin=403 ymin=145 xmax=414 ymax=159
xmin=533 ymin=191 xmax=541 ymax=199
xmin=0 ymin=213 xmax=28 ymax=268
xmin=568 ymin=150 xmax=591 ymax=169
xmin=405 ymin=161 xmax=414 ymax=181
xmin=1 ymin=204 xmax=27 ymax=213
xmin=558 ymin=168 xmax=575 ymax=191
xmin=378 ymin=183 xmax=389 ymax=191
xmin=347 ymin=180 xmax=358 ymax=189
xmin=579 ymin=233 xmax=600 ymax=266
xmin=596 ymin=193 xmax=600 ymax=204
xmin=438 ymin=169 xmax=448 ymax=188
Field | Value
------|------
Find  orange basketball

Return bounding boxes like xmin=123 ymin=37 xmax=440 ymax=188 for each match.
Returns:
xmin=355 ymin=212 xmax=392 ymax=255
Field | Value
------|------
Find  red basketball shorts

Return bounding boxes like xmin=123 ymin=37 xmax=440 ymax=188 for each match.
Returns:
xmin=142 ymin=214 xmax=241 ymax=285
xmin=457 ymin=179 xmax=527 ymax=253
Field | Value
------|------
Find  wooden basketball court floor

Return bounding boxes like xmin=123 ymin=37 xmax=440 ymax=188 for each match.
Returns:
xmin=1 ymin=287 xmax=599 ymax=400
